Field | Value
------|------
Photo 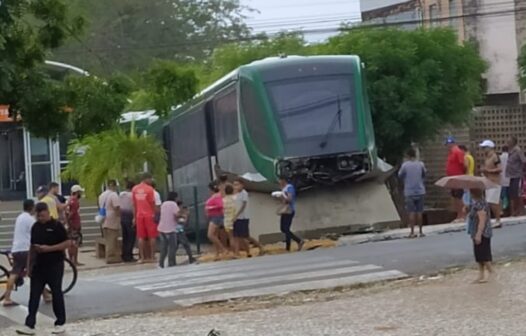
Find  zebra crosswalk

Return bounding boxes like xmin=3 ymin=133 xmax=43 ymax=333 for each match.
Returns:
xmin=90 ymin=251 xmax=407 ymax=307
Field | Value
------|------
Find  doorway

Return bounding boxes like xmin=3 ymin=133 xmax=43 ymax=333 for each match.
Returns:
xmin=0 ymin=125 xmax=26 ymax=200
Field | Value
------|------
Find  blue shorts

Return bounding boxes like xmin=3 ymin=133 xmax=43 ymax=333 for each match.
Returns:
xmin=405 ymin=195 xmax=424 ymax=213
xmin=462 ymin=190 xmax=471 ymax=206
xmin=209 ymin=216 xmax=224 ymax=227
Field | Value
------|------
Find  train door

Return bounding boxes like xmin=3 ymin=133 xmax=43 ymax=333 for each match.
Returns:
xmin=208 ymin=84 xmax=244 ymax=177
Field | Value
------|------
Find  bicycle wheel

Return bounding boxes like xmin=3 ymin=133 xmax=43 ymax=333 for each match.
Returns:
xmin=62 ymin=258 xmax=78 ymax=294
xmin=0 ymin=264 xmax=10 ymax=302
xmin=45 ymin=258 xmax=77 ymax=295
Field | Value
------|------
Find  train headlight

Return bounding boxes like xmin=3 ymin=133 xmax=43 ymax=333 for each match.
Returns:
xmin=337 ymin=155 xmax=354 ymax=171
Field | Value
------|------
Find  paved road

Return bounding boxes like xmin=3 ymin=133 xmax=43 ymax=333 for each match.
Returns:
xmin=2 ymin=222 xmax=526 ymax=328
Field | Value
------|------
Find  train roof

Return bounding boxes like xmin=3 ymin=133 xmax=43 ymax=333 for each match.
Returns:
xmin=163 ymin=55 xmax=362 ymax=127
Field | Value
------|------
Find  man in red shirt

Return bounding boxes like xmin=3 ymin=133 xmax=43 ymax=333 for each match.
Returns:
xmin=445 ymin=136 xmax=466 ymax=221
xmin=132 ymin=173 xmax=157 ymax=262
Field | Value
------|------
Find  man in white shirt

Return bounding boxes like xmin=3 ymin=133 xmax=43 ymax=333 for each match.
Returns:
xmin=2 ymin=199 xmax=35 ymax=306
xmin=151 ymin=181 xmax=162 ymax=224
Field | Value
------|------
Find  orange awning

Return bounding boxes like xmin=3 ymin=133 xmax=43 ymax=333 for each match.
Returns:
xmin=0 ymin=105 xmax=14 ymax=122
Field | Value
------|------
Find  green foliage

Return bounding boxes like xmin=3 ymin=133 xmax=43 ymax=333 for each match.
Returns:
xmin=62 ymin=127 xmax=167 ymax=199
xmin=0 ymin=0 xmax=84 ymax=137
xmin=143 ymin=61 xmax=198 ymax=117
xmin=13 ymin=72 xmax=70 ymax=138
xmin=519 ymin=44 xmax=526 ymax=90
xmin=200 ymin=33 xmax=309 ymax=87
xmin=64 ymin=74 xmax=134 ymax=138
xmin=320 ymin=28 xmax=486 ymax=162
xmin=55 ymin=0 xmax=251 ymax=74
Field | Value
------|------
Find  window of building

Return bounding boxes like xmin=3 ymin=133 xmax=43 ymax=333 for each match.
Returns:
xmin=429 ymin=4 xmax=439 ymax=27
xmin=448 ymin=0 xmax=458 ymax=28
xmin=213 ymin=87 xmax=239 ymax=150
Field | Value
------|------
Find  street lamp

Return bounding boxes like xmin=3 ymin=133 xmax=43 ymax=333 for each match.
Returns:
xmin=44 ymin=60 xmax=90 ymax=77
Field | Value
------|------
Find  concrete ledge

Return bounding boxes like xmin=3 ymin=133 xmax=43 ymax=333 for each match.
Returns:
xmin=258 ymin=220 xmax=402 ymax=244
xmin=338 ymin=216 xmax=526 ymax=246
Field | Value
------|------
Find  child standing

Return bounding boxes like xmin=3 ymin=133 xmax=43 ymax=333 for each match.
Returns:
xmin=233 ymin=179 xmax=264 ymax=256
xmin=67 ymin=185 xmax=84 ymax=266
xmin=223 ymin=184 xmax=238 ymax=256
xmin=175 ymin=204 xmax=196 ymax=264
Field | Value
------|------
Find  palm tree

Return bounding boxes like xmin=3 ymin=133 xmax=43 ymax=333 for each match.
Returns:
xmin=62 ymin=123 xmax=167 ymax=198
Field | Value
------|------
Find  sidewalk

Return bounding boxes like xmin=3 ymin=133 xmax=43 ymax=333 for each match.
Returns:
xmin=338 ymin=215 xmax=526 ymax=246
xmin=9 ymin=259 xmax=526 ymax=336
xmin=71 ymin=215 xmax=526 ymax=276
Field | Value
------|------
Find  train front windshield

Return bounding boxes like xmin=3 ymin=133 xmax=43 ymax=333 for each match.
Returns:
xmin=266 ymin=75 xmax=356 ymax=156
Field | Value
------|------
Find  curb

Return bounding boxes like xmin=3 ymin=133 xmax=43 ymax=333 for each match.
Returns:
xmin=337 ymin=217 xmax=526 ymax=247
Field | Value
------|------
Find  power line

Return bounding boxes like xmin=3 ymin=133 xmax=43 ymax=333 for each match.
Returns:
xmin=55 ymin=6 xmax=526 ymax=56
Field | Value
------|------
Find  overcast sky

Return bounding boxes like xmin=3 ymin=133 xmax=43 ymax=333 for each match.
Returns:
xmin=242 ymin=0 xmax=362 ymax=41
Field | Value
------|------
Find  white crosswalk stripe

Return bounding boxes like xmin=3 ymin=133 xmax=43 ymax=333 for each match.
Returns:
xmin=93 ymin=251 xmax=408 ymax=307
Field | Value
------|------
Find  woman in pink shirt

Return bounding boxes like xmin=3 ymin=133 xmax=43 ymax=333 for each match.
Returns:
xmin=206 ymin=182 xmax=227 ymax=259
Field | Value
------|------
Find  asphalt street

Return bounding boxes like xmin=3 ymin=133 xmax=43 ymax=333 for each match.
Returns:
xmin=1 ymin=222 xmax=526 ymax=329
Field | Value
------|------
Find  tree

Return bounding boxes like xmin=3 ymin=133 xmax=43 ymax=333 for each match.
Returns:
xmin=320 ymin=28 xmax=486 ymax=162
xmin=519 ymin=44 xmax=526 ymax=90
xmin=200 ymin=33 xmax=308 ymax=87
xmin=62 ymin=124 xmax=167 ymax=198
xmin=141 ymin=61 xmax=198 ymax=117
xmin=64 ymin=74 xmax=134 ymax=138
xmin=0 ymin=0 xmax=84 ymax=137
xmin=54 ymin=0 xmax=251 ymax=75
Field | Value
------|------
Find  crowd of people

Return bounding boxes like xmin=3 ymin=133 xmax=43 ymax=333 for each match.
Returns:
xmin=202 ymin=175 xmax=304 ymax=261
xmin=0 ymin=163 xmax=332 ymax=335
xmin=93 ymin=172 xmax=304 ymax=267
xmin=399 ymin=135 xmax=526 ymax=283
xmin=94 ymin=173 xmax=195 ymax=266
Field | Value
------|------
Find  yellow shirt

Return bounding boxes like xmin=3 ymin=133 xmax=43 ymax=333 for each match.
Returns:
xmin=40 ymin=195 xmax=59 ymax=220
xmin=465 ymin=153 xmax=475 ymax=176
xmin=223 ymin=196 xmax=236 ymax=231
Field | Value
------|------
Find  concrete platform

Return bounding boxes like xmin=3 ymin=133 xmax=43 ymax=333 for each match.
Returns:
xmin=249 ymin=181 xmax=401 ymax=243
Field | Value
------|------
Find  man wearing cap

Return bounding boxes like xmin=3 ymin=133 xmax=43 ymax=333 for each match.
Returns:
xmin=36 ymin=186 xmax=59 ymax=221
xmin=445 ymin=136 xmax=466 ymax=221
xmin=67 ymin=185 xmax=84 ymax=266
xmin=480 ymin=139 xmax=503 ymax=228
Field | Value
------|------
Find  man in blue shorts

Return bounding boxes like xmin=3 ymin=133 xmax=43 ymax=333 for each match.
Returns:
xmin=399 ymin=148 xmax=427 ymax=238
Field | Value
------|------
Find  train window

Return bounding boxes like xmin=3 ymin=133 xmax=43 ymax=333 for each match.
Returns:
xmin=213 ymin=88 xmax=239 ymax=150
xmin=170 ymin=105 xmax=209 ymax=169
xmin=266 ymin=75 xmax=355 ymax=142
xmin=241 ymin=80 xmax=274 ymax=157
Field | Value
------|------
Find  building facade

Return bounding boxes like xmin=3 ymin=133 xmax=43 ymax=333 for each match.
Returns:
xmin=360 ymin=0 xmax=526 ymax=207
xmin=0 ymin=108 xmax=68 ymax=201
xmin=361 ymin=0 xmax=423 ymax=29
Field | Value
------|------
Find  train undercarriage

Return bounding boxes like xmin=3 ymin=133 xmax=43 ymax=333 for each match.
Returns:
xmin=275 ymin=152 xmax=372 ymax=189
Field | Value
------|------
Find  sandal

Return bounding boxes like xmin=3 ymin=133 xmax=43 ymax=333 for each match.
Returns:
xmin=2 ymin=301 xmax=18 ymax=307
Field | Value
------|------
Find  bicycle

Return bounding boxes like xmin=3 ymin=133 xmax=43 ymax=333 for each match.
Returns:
xmin=0 ymin=249 xmax=78 ymax=302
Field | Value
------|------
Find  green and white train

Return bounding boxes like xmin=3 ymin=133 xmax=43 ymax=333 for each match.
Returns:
xmin=162 ymin=55 xmax=378 ymax=191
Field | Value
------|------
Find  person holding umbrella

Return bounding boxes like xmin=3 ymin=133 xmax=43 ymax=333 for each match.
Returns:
xmin=467 ymin=188 xmax=494 ymax=283
xmin=435 ymin=175 xmax=495 ymax=283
